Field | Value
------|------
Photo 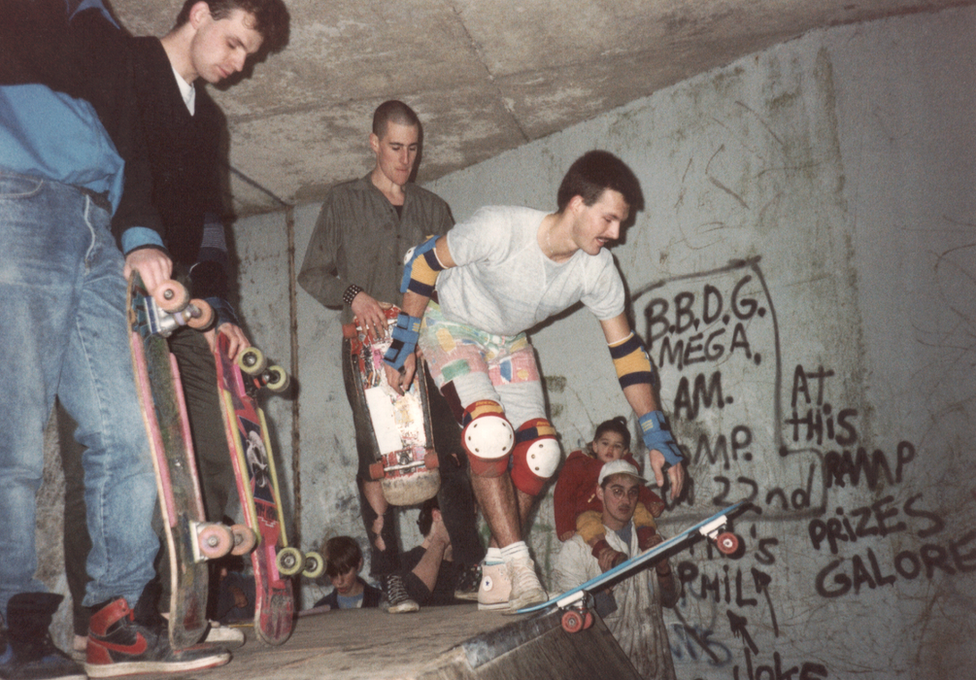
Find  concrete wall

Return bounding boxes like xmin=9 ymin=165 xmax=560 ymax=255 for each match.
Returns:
xmin=255 ymin=7 xmax=974 ymax=677
xmin=35 ymin=5 xmax=975 ymax=675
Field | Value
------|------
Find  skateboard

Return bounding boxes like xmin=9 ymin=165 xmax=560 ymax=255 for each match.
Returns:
xmin=342 ymin=305 xmax=440 ymax=506
xmin=214 ymin=333 xmax=324 ymax=645
xmin=516 ymin=501 xmax=747 ymax=631
xmin=128 ymin=273 xmax=248 ymax=649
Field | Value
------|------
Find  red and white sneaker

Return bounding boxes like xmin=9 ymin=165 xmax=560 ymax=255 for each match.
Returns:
xmin=85 ymin=599 xmax=230 ymax=678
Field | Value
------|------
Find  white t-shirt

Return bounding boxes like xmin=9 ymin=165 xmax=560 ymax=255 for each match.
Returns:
xmin=436 ymin=206 xmax=625 ymax=336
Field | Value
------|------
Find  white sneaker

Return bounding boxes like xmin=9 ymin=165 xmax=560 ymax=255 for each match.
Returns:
xmin=506 ymin=556 xmax=547 ymax=612
xmin=204 ymin=622 xmax=245 ymax=648
xmin=477 ymin=560 xmax=511 ymax=611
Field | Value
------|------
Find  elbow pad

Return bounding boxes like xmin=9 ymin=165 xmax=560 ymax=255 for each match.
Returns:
xmin=400 ymin=235 xmax=445 ymax=296
xmin=608 ymin=332 xmax=653 ymax=389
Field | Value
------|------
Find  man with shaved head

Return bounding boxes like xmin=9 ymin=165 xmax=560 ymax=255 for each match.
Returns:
xmin=300 ymin=100 xmax=485 ymax=615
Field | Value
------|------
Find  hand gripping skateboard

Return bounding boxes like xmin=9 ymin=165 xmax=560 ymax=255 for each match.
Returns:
xmin=127 ymin=273 xmax=250 ymax=649
xmin=343 ymin=306 xmax=441 ymax=506
xmin=516 ymin=501 xmax=747 ymax=631
xmin=213 ymin=333 xmax=324 ymax=645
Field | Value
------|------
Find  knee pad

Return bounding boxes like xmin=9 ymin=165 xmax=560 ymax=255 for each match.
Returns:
xmin=461 ymin=400 xmax=514 ymax=478
xmin=510 ymin=418 xmax=560 ymax=496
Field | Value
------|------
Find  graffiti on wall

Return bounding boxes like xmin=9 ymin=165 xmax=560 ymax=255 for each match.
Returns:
xmin=625 ymin=254 xmax=975 ymax=677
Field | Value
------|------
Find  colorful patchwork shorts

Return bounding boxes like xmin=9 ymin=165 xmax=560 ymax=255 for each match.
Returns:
xmin=418 ymin=302 xmax=546 ymax=429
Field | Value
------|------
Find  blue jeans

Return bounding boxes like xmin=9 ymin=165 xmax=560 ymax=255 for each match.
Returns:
xmin=0 ymin=172 xmax=158 ymax=619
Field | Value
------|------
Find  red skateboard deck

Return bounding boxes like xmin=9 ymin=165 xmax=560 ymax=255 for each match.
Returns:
xmin=343 ymin=306 xmax=440 ymax=506
xmin=214 ymin=334 xmax=323 ymax=645
xmin=127 ymin=273 xmax=235 ymax=649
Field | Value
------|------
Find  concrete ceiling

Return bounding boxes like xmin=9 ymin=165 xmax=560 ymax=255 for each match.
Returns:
xmin=113 ymin=0 xmax=968 ymax=217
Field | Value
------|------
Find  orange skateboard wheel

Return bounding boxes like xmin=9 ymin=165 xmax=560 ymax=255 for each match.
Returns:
xmin=562 ymin=610 xmax=585 ymax=633
xmin=186 ymin=299 xmax=214 ymax=330
xmin=153 ymin=280 xmax=189 ymax=313
xmin=715 ymin=531 xmax=739 ymax=555
xmin=198 ymin=523 xmax=234 ymax=560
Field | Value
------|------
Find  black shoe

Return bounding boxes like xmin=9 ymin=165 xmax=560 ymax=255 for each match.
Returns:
xmin=0 ymin=593 xmax=85 ymax=680
xmin=454 ymin=563 xmax=481 ymax=601
xmin=85 ymin=598 xmax=230 ymax=678
xmin=382 ymin=574 xmax=419 ymax=614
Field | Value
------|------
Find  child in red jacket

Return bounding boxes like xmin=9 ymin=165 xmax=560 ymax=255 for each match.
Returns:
xmin=554 ymin=417 xmax=666 ymax=571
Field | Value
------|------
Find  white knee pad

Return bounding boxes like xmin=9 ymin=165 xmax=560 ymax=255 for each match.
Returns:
xmin=463 ymin=413 xmax=515 ymax=460
xmin=461 ymin=400 xmax=515 ymax=477
xmin=518 ymin=436 xmax=561 ymax=479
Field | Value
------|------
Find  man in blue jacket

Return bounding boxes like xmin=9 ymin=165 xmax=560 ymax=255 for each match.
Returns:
xmin=0 ymin=2 xmax=242 ymax=677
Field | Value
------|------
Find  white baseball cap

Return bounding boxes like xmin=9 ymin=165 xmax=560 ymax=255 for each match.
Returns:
xmin=598 ymin=459 xmax=649 ymax=486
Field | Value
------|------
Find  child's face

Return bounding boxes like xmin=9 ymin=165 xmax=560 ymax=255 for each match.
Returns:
xmin=331 ymin=566 xmax=359 ymax=595
xmin=592 ymin=431 xmax=627 ymax=464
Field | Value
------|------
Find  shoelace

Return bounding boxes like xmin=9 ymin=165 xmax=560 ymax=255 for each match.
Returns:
xmin=386 ymin=575 xmax=410 ymax=603
xmin=509 ymin=557 xmax=540 ymax=593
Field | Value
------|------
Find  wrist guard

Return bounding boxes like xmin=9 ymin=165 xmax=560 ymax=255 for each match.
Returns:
xmin=382 ymin=312 xmax=421 ymax=370
xmin=639 ymin=410 xmax=683 ymax=466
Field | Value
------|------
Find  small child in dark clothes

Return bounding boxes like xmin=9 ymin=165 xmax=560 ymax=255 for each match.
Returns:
xmin=313 ymin=536 xmax=382 ymax=610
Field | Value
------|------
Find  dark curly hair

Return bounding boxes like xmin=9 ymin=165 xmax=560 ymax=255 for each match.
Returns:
xmin=556 ymin=150 xmax=643 ymax=213
xmin=175 ymin=0 xmax=290 ymax=54
xmin=592 ymin=416 xmax=632 ymax=451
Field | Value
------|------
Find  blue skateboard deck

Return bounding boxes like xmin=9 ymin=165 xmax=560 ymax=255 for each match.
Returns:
xmin=517 ymin=500 xmax=746 ymax=615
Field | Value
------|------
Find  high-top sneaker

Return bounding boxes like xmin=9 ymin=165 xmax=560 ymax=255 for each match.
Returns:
xmin=85 ymin=598 xmax=230 ymax=678
xmin=382 ymin=574 xmax=419 ymax=614
xmin=0 ymin=593 xmax=85 ymax=680
xmin=476 ymin=559 xmax=511 ymax=611
xmin=505 ymin=556 xmax=548 ymax=612
xmin=453 ymin=563 xmax=482 ymax=602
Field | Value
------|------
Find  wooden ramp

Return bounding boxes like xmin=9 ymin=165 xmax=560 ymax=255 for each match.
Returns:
xmin=127 ymin=604 xmax=640 ymax=680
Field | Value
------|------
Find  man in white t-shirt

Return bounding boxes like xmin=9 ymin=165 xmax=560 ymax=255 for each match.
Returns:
xmin=384 ymin=151 xmax=687 ymax=613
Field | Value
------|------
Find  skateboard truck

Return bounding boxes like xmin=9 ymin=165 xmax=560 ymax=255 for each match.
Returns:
xmin=142 ymin=281 xmax=213 ymax=338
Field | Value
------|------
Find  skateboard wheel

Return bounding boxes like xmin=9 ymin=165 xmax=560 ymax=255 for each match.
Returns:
xmin=265 ymin=365 xmax=289 ymax=393
xmin=423 ymin=451 xmax=439 ymax=470
xmin=186 ymin=299 xmax=214 ymax=330
xmin=583 ymin=611 xmax=594 ymax=630
xmin=230 ymin=524 xmax=257 ymax=555
xmin=238 ymin=347 xmax=267 ymax=375
xmin=302 ymin=551 xmax=325 ymax=579
xmin=562 ymin=610 xmax=586 ymax=634
xmin=716 ymin=531 xmax=739 ymax=555
xmin=277 ymin=546 xmax=303 ymax=577
xmin=198 ymin=523 xmax=234 ymax=560
xmin=153 ymin=280 xmax=190 ymax=313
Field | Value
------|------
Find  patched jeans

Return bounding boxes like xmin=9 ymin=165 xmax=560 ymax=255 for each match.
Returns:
xmin=0 ymin=173 xmax=158 ymax=620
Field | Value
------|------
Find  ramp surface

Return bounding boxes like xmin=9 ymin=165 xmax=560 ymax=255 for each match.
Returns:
xmin=122 ymin=603 xmax=641 ymax=680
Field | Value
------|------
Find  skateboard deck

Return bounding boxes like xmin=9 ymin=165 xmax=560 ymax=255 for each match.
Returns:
xmin=516 ymin=501 xmax=747 ymax=626
xmin=343 ymin=306 xmax=440 ymax=506
xmin=128 ymin=272 xmax=233 ymax=649
xmin=214 ymin=334 xmax=323 ymax=645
